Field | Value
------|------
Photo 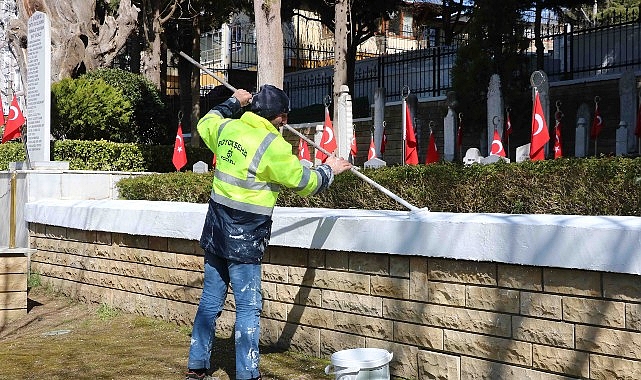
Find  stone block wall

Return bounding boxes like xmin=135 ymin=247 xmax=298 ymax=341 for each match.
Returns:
xmin=28 ymin=223 xmax=641 ymax=379
xmin=0 ymin=251 xmax=29 ymax=328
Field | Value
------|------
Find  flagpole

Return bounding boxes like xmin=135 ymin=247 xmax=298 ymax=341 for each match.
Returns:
xmin=401 ymin=87 xmax=409 ymax=166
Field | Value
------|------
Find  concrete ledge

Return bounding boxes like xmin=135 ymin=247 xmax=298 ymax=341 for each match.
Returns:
xmin=24 ymin=199 xmax=641 ymax=276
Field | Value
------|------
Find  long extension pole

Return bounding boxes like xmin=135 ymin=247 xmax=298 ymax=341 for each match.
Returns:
xmin=179 ymin=51 xmax=422 ymax=212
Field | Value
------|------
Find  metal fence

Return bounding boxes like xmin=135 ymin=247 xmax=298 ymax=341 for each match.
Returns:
xmin=166 ymin=5 xmax=641 ymax=119
xmin=524 ymin=6 xmax=641 ymax=81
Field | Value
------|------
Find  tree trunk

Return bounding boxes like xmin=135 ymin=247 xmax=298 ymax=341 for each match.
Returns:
xmin=254 ymin=0 xmax=284 ymax=88
xmin=535 ymin=2 xmax=544 ymax=70
xmin=8 ymin=0 xmax=139 ymax=84
xmin=190 ymin=18 xmax=201 ymax=147
xmin=333 ymin=0 xmax=348 ymax=109
xmin=140 ymin=6 xmax=162 ymax=88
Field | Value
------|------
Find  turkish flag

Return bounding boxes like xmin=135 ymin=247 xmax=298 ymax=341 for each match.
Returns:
xmin=554 ymin=120 xmax=563 ymax=159
xmin=350 ymin=129 xmax=358 ymax=157
xmin=530 ymin=91 xmax=549 ymax=161
xmin=172 ymin=123 xmax=188 ymax=171
xmin=590 ymin=103 xmax=603 ymax=140
xmin=456 ymin=118 xmax=463 ymax=148
xmin=404 ymin=103 xmax=419 ymax=165
xmin=381 ymin=127 xmax=387 ymax=154
xmin=2 ymin=95 xmax=24 ymax=143
xmin=635 ymin=102 xmax=641 ymax=138
xmin=298 ymin=136 xmax=311 ymax=161
xmin=425 ymin=130 xmax=439 ymax=164
xmin=367 ymin=135 xmax=376 ymax=160
xmin=315 ymin=107 xmax=336 ymax=162
xmin=505 ymin=113 xmax=513 ymax=136
xmin=490 ymin=129 xmax=506 ymax=157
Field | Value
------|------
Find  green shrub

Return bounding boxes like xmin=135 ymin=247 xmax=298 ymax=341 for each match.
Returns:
xmin=83 ymin=68 xmax=170 ymax=144
xmin=0 ymin=140 xmax=213 ymax=173
xmin=0 ymin=142 xmax=26 ymax=170
xmin=53 ymin=140 xmax=147 ymax=171
xmin=51 ymin=77 xmax=133 ymax=142
xmin=117 ymin=172 xmax=214 ymax=203
xmin=115 ymin=157 xmax=641 ymax=216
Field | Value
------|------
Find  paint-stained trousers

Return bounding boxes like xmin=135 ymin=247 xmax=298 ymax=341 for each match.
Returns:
xmin=188 ymin=252 xmax=262 ymax=380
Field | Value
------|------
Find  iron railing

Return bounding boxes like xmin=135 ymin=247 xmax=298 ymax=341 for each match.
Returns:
xmin=165 ymin=6 xmax=641 ymax=121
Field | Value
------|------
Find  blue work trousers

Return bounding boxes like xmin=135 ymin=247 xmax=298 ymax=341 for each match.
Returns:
xmin=188 ymin=252 xmax=262 ymax=379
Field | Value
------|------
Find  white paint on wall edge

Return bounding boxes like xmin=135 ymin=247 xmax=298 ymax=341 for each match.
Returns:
xmin=24 ymin=199 xmax=641 ymax=276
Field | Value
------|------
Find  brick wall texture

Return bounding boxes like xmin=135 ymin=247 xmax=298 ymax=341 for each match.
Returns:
xmin=29 ymin=223 xmax=641 ymax=379
xmin=0 ymin=253 xmax=28 ymax=327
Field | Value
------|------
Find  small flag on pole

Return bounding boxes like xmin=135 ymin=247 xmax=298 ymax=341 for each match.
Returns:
xmin=404 ymin=103 xmax=419 ymax=165
xmin=590 ymin=102 xmax=603 ymax=140
xmin=298 ymin=136 xmax=311 ymax=161
xmin=425 ymin=129 xmax=439 ymax=164
xmin=172 ymin=122 xmax=188 ymax=171
xmin=315 ymin=107 xmax=337 ymax=163
xmin=490 ymin=129 xmax=506 ymax=157
xmin=2 ymin=95 xmax=25 ymax=143
xmin=367 ymin=135 xmax=376 ymax=160
xmin=350 ymin=129 xmax=358 ymax=158
xmin=530 ymin=90 xmax=550 ymax=161
xmin=554 ymin=120 xmax=563 ymax=159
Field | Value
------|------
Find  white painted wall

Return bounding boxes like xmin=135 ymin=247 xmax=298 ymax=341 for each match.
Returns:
xmin=0 ymin=170 xmax=147 ymax=248
xmin=23 ymin=198 xmax=641 ymax=276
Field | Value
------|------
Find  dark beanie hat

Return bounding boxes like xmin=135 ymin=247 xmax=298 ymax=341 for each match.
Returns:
xmin=251 ymin=84 xmax=291 ymax=119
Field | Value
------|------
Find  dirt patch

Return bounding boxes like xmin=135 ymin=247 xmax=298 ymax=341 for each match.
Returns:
xmin=0 ymin=287 xmax=330 ymax=379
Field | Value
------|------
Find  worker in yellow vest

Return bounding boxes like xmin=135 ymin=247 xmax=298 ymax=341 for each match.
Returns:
xmin=186 ymin=85 xmax=352 ymax=380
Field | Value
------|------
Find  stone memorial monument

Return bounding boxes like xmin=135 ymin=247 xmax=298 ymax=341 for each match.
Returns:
xmin=616 ymin=122 xmax=628 ymax=156
xmin=619 ymin=70 xmax=637 ymax=153
xmin=193 ymin=161 xmax=208 ymax=173
xmin=515 ymin=144 xmax=531 ymax=163
xmin=26 ymin=11 xmax=54 ymax=166
xmin=486 ymin=74 xmax=503 ymax=155
xmin=463 ymin=148 xmax=482 ymax=165
xmin=443 ymin=91 xmax=457 ymax=162
xmin=575 ymin=103 xmax=591 ymax=158
xmin=364 ymin=157 xmax=386 ymax=169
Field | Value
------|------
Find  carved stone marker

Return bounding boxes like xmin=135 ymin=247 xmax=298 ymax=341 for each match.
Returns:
xmin=364 ymin=157 xmax=386 ymax=169
xmin=463 ymin=148 xmax=482 ymax=165
xmin=193 ymin=161 xmax=208 ymax=173
xmin=516 ymin=144 xmax=531 ymax=163
xmin=26 ymin=11 xmax=51 ymax=164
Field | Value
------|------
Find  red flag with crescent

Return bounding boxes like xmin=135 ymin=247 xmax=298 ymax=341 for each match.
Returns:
xmin=380 ymin=127 xmax=387 ymax=154
xmin=590 ymin=103 xmax=603 ymax=140
xmin=350 ymin=129 xmax=358 ymax=157
xmin=315 ymin=107 xmax=336 ymax=162
xmin=530 ymin=91 xmax=549 ymax=161
xmin=298 ymin=136 xmax=311 ymax=161
xmin=635 ymin=101 xmax=641 ymax=138
xmin=172 ymin=123 xmax=188 ymax=171
xmin=2 ymin=95 xmax=24 ymax=143
xmin=554 ymin=120 xmax=563 ymax=159
xmin=367 ymin=135 xmax=376 ymax=160
xmin=490 ymin=129 xmax=506 ymax=157
xmin=425 ymin=130 xmax=439 ymax=164
xmin=505 ymin=113 xmax=513 ymax=136
xmin=404 ymin=103 xmax=419 ymax=165
xmin=456 ymin=118 xmax=463 ymax=148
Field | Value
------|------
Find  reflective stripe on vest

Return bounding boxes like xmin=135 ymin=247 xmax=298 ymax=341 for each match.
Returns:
xmin=210 ymin=119 xmax=284 ymax=216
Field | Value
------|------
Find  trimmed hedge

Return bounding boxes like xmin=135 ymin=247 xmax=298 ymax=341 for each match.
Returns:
xmin=116 ymin=157 xmax=641 ymax=216
xmin=0 ymin=140 xmax=213 ymax=172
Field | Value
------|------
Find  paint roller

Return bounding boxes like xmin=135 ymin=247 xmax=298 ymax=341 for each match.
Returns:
xmin=179 ymin=51 xmax=429 ymax=214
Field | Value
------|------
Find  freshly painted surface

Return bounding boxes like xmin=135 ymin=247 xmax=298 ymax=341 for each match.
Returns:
xmin=24 ymin=199 xmax=641 ymax=275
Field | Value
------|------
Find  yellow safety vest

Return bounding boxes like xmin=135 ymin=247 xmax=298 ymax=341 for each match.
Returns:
xmin=198 ymin=110 xmax=323 ymax=216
